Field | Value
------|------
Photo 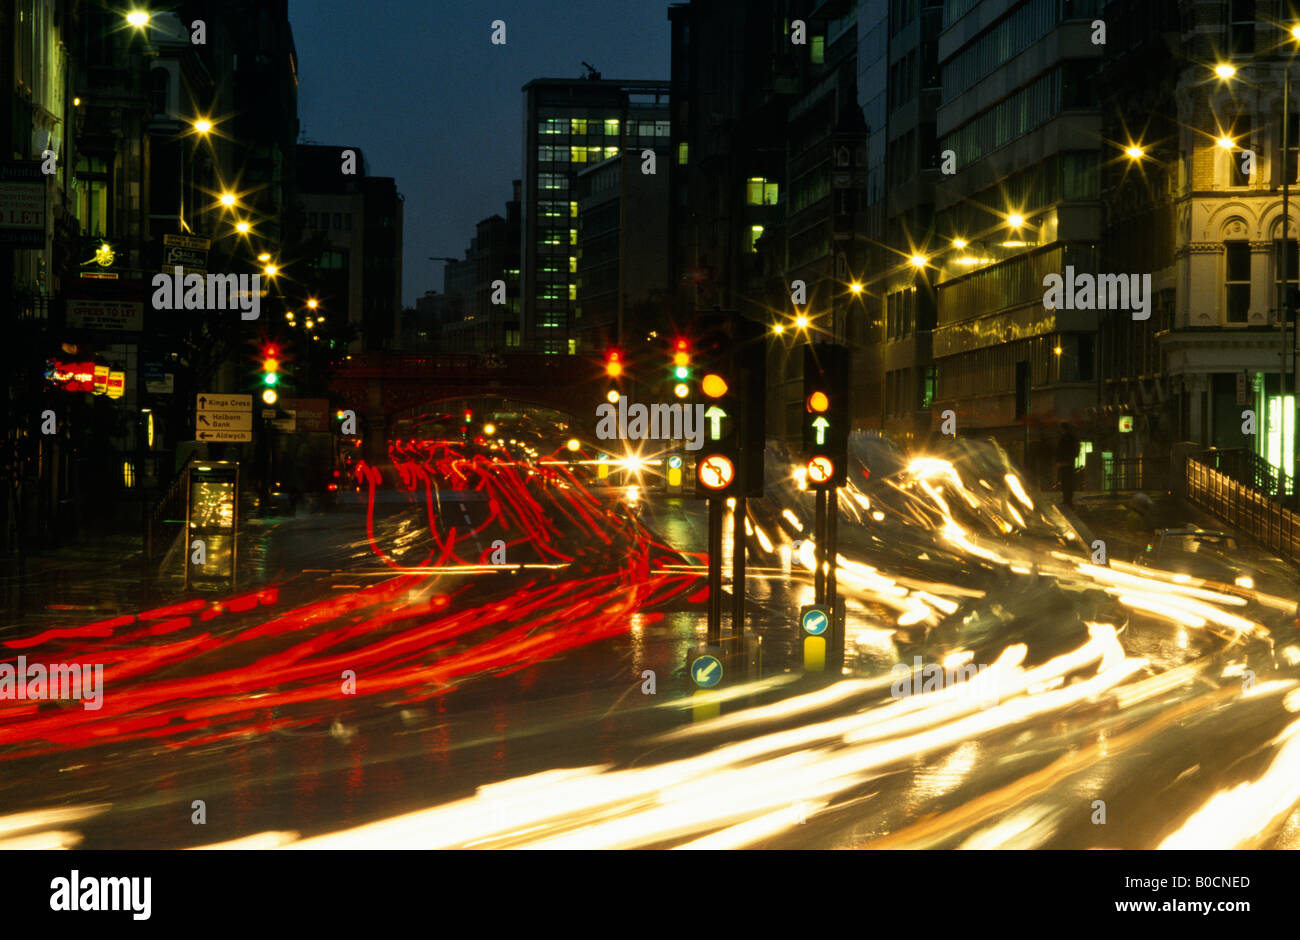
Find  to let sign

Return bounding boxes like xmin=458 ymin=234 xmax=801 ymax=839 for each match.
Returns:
xmin=0 ymin=162 xmax=46 ymax=247
xmin=66 ymin=299 xmax=144 ymax=332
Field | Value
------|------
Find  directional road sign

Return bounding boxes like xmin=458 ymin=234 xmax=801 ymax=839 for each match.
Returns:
xmin=800 ymin=605 xmax=830 ymax=636
xmin=197 ymin=411 xmax=252 ymax=431
xmin=197 ymin=393 xmax=252 ymax=412
xmin=690 ymin=653 xmax=723 ymax=688
xmin=196 ymin=428 xmax=253 ymax=443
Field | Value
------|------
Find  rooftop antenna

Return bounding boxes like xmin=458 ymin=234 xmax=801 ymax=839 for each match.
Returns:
xmin=582 ymin=61 xmax=601 ymax=80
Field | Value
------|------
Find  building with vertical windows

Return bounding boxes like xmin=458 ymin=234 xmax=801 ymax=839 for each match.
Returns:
xmin=296 ymin=146 xmax=403 ymax=352
xmin=859 ymin=0 xmax=943 ymax=446
xmin=928 ymin=0 xmax=1105 ymax=479
xmin=521 ymin=76 xmax=670 ymax=354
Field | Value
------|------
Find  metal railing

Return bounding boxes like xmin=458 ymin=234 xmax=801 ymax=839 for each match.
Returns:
xmin=1100 ymin=455 xmax=1168 ymax=492
xmin=145 ymin=462 xmax=191 ymax=565
xmin=1195 ymin=447 xmax=1294 ymax=501
xmin=1184 ymin=453 xmax=1300 ymax=565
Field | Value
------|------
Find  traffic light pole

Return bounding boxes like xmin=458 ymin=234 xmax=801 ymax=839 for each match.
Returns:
xmin=707 ymin=495 xmax=723 ymax=646
xmin=814 ymin=489 xmax=827 ymax=603
xmin=732 ymin=495 xmax=746 ymax=637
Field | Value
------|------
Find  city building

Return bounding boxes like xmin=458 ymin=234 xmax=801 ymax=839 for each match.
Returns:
xmin=928 ymin=0 xmax=1106 ymax=480
xmin=521 ymin=74 xmax=670 ymax=354
xmin=296 ymin=145 xmax=403 ymax=352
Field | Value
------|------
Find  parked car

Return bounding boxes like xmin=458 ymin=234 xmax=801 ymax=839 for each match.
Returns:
xmin=1134 ymin=528 xmax=1255 ymax=588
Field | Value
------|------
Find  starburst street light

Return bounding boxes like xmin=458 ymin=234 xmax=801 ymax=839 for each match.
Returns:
xmin=219 ymin=192 xmax=237 ymax=208
xmin=1217 ymin=135 xmax=1236 ymax=150
xmin=909 ymin=253 xmax=928 ymax=268
xmin=1214 ymin=63 xmax=1237 ymax=79
xmin=1007 ymin=213 xmax=1025 ymax=229
xmin=193 ymin=119 xmax=212 ymax=134
xmin=235 ymin=220 xmax=251 ymax=234
xmin=125 ymin=10 xmax=150 ymax=28
xmin=1125 ymin=145 xmax=1145 ymax=159
xmin=795 ymin=315 xmax=809 ymax=329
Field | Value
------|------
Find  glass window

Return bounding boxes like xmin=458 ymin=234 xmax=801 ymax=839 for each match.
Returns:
xmin=1228 ymin=0 xmax=1255 ymax=57
xmin=570 ymin=118 xmax=588 ymax=135
xmin=749 ymin=225 xmax=764 ymax=253
xmin=570 ymin=147 xmax=587 ymax=163
xmin=655 ymin=120 xmax=670 ymax=137
xmin=570 ymin=228 xmax=578 ymax=245
xmin=1274 ymin=239 xmax=1298 ymax=317
xmin=811 ymin=36 xmax=825 ymax=64
xmin=604 ymin=146 xmax=618 ymax=160
xmin=569 ymin=256 xmax=578 ymax=273
xmin=1284 ymin=114 xmax=1299 ymax=186
xmin=1226 ymin=241 xmax=1251 ymax=322
xmin=678 ymin=142 xmax=689 ymax=165
xmin=570 ymin=201 xmax=578 ymax=218
xmin=605 ymin=118 xmax=619 ymax=137
xmin=540 ymin=119 xmax=565 ymax=135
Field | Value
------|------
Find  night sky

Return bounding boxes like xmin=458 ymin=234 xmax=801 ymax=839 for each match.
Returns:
xmin=290 ymin=0 xmax=672 ymax=308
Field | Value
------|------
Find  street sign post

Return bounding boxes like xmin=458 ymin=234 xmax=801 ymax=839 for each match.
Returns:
xmin=196 ymin=393 xmax=254 ymax=443
xmin=801 ymin=344 xmax=851 ymax=670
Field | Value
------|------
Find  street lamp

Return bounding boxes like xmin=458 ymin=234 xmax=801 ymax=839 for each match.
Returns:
xmin=125 ymin=10 xmax=150 ymax=29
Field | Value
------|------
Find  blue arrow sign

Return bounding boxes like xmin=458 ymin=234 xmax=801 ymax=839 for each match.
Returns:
xmin=691 ymin=654 xmax=723 ymax=688
xmin=668 ymin=455 xmax=683 ymax=469
xmin=801 ymin=608 xmax=828 ymax=636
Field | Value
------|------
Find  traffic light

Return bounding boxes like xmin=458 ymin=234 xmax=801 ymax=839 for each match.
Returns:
xmin=692 ymin=312 xmax=766 ymax=498
xmin=672 ymin=338 xmax=691 ymax=381
xmin=801 ymin=343 xmax=850 ymax=488
xmin=605 ymin=349 xmax=624 ymax=378
xmin=261 ymin=344 xmax=280 ymax=387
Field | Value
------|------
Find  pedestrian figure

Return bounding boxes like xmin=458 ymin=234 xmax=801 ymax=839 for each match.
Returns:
xmin=1055 ymin=422 xmax=1080 ymax=508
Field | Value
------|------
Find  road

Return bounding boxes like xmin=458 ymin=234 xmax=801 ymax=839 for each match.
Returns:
xmin=1 ymin=428 xmax=1299 ymax=849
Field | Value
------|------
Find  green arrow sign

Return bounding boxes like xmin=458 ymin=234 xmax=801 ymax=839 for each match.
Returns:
xmin=811 ymin=416 xmax=829 ymax=445
xmin=705 ymin=405 xmax=727 ymax=441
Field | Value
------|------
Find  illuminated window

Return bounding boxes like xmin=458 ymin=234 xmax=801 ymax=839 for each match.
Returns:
xmin=539 ymin=173 xmax=564 ymax=190
xmin=749 ymin=225 xmax=764 ymax=253
xmin=568 ymin=338 xmax=578 ymax=355
xmin=570 ymin=201 xmax=578 ymax=218
xmin=570 ymin=118 xmax=588 ymax=135
xmin=604 ymin=146 xmax=618 ymax=160
xmin=569 ymin=256 xmax=578 ymax=273
xmin=505 ymin=328 xmax=521 ymax=346
xmin=73 ymin=155 xmax=109 ymax=237
xmin=605 ymin=118 xmax=620 ymax=136
xmin=678 ymin=142 xmax=689 ymax=165
xmin=570 ymin=146 xmax=587 ymax=163
xmin=569 ymin=283 xmax=578 ymax=300
xmin=570 ymin=228 xmax=578 ymax=245
xmin=655 ymin=120 xmax=670 ymax=137
xmin=811 ymin=36 xmax=825 ymax=64
xmin=746 ymin=177 xmax=779 ymax=205
xmin=540 ymin=119 xmax=565 ymax=135
xmin=588 ymin=147 xmax=602 ymax=162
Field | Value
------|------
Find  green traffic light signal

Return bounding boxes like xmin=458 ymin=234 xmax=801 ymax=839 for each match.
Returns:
xmin=675 ymin=366 xmax=689 ymax=379
xmin=263 ymin=372 xmax=278 ymax=386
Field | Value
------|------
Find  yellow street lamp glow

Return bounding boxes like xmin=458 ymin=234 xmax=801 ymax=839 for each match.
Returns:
xmin=257 ymin=252 xmax=271 ymax=262
xmin=484 ymin=424 xmax=496 ymax=436
xmin=1054 ymin=346 xmax=1063 ymax=356
xmin=909 ymin=254 xmax=927 ymax=268
xmin=219 ymin=192 xmax=237 ymax=207
xmin=193 ymin=119 xmax=212 ymax=134
xmin=264 ymin=264 xmax=278 ymax=276
xmin=316 ymin=316 xmax=325 ymax=323
xmin=952 ymin=238 xmax=967 ymax=249
xmin=849 ymin=282 xmax=863 ymax=294
xmin=1215 ymin=63 xmax=1237 ymax=79
xmin=566 ymin=438 xmax=580 ymax=451
xmin=126 ymin=10 xmax=150 ymax=28
xmin=772 ymin=323 xmax=784 ymax=334
xmin=1217 ymin=136 xmax=1235 ymax=150
xmin=235 ymin=220 xmax=251 ymax=234
xmin=1007 ymin=213 xmax=1024 ymax=228
xmin=606 ymin=390 xmax=620 ymax=404
xmin=701 ymin=373 xmax=728 ymax=398
xmin=307 ymin=298 xmax=318 ymax=309
xmin=795 ymin=315 xmax=809 ymax=329
xmin=1292 ymin=24 xmax=1300 ymax=41
xmin=1125 ymin=145 xmax=1144 ymax=159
